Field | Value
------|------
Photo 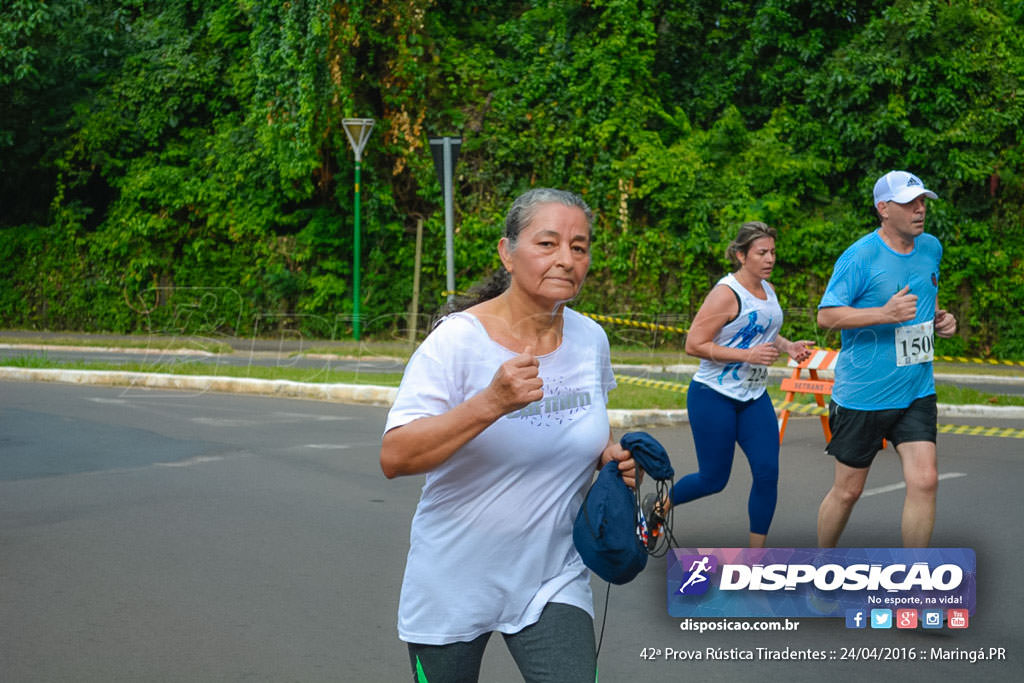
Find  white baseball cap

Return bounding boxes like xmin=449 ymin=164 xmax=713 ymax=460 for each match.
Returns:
xmin=873 ymin=170 xmax=938 ymax=205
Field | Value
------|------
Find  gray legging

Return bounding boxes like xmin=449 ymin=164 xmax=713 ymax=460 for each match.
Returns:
xmin=407 ymin=602 xmax=596 ymax=683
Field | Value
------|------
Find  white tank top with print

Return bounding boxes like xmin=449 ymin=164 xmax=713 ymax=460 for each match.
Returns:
xmin=691 ymin=273 xmax=783 ymax=401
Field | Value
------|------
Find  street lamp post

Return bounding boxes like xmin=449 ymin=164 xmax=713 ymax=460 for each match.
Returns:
xmin=342 ymin=118 xmax=375 ymax=341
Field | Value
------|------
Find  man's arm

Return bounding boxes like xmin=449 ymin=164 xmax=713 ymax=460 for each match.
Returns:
xmin=817 ymin=285 xmax=918 ymax=330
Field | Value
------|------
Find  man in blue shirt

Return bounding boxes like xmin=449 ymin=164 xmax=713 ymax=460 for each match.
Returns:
xmin=816 ymin=171 xmax=957 ymax=547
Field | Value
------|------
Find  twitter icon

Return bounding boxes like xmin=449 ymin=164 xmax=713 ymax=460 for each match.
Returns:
xmin=870 ymin=609 xmax=892 ymax=629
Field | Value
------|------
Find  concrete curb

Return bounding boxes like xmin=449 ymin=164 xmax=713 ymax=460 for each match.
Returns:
xmin=5 ymin=366 xmax=1023 ymax=429
xmin=607 ymin=409 xmax=689 ymax=428
xmin=0 ymin=367 xmax=398 ymax=407
xmin=0 ymin=343 xmax=217 ymax=357
xmin=933 ymin=404 xmax=1024 ymax=419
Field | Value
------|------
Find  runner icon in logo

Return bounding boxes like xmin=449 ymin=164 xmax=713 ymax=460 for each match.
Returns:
xmin=678 ymin=555 xmax=717 ymax=595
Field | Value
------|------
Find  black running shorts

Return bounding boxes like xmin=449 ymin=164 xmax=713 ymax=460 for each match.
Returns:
xmin=825 ymin=394 xmax=938 ymax=469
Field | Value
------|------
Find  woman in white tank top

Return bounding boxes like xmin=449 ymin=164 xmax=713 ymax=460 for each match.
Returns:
xmin=645 ymin=222 xmax=813 ymax=548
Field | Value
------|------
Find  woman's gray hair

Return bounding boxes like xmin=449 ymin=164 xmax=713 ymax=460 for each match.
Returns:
xmin=441 ymin=188 xmax=593 ymax=315
xmin=725 ymin=221 xmax=777 ymax=269
xmin=504 ymin=188 xmax=593 ymax=248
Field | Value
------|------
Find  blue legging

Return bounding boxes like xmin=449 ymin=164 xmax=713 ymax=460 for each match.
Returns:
xmin=670 ymin=380 xmax=780 ymax=535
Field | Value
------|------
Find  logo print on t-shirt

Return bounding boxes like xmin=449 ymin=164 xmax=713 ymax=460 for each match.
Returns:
xmin=718 ymin=312 xmax=768 ymax=383
xmin=505 ymin=377 xmax=592 ymax=427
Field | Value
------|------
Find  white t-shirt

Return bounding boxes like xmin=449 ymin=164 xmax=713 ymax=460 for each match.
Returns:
xmin=691 ymin=273 xmax=783 ymax=402
xmin=384 ymin=308 xmax=616 ymax=645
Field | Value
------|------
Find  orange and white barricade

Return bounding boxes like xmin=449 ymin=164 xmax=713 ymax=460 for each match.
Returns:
xmin=777 ymin=349 xmax=839 ymax=445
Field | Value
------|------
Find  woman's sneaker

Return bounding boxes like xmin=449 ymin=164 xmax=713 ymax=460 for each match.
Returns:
xmin=642 ymin=493 xmax=666 ymax=551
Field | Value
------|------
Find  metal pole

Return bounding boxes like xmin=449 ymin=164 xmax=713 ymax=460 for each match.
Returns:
xmin=353 ymin=159 xmax=362 ymax=341
xmin=408 ymin=215 xmax=423 ymax=344
xmin=443 ymin=139 xmax=455 ymax=304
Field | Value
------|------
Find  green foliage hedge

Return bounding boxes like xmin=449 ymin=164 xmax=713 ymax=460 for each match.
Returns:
xmin=2 ymin=0 xmax=1023 ymax=356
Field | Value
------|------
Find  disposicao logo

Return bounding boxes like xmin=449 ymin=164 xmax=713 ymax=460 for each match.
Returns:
xmin=667 ymin=548 xmax=976 ymax=619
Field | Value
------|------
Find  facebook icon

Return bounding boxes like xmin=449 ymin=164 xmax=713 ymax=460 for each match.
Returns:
xmin=845 ymin=609 xmax=867 ymax=629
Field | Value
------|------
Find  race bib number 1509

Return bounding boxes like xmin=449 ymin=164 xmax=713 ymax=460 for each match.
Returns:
xmin=895 ymin=320 xmax=934 ymax=367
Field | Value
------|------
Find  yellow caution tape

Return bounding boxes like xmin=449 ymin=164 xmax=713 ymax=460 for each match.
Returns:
xmin=450 ymin=305 xmax=1024 ymax=366
xmin=581 ymin=312 xmax=688 ymax=335
xmin=776 ymin=401 xmax=829 ymax=416
xmin=614 ymin=374 xmax=689 ymax=394
xmin=612 ymin=394 xmax=1022 ymax=439
xmin=936 ymin=355 xmax=1024 ymax=367
xmin=776 ymin=401 xmax=1024 ymax=438
xmin=936 ymin=423 xmax=1024 ymax=438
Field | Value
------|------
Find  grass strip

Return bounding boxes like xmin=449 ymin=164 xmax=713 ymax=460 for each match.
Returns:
xmin=3 ymin=354 xmax=1021 ymax=410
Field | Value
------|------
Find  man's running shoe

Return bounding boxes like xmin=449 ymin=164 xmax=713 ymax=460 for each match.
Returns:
xmin=642 ymin=493 xmax=666 ymax=551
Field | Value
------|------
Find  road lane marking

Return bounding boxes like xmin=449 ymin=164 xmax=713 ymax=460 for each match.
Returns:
xmin=861 ymin=472 xmax=967 ymax=497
